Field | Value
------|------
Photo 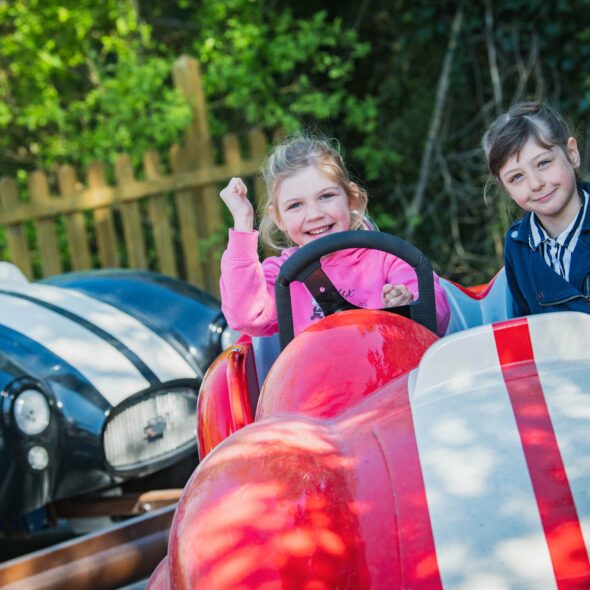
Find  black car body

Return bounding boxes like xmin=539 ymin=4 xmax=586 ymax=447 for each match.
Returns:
xmin=0 ymin=266 xmax=230 ymax=529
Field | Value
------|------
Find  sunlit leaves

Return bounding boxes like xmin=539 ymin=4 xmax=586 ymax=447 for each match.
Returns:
xmin=0 ymin=0 xmax=191 ymax=174
xmin=192 ymin=6 xmax=374 ymax=137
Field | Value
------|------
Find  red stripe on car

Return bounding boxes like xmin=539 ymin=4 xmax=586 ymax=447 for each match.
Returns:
xmin=374 ymin=376 xmax=444 ymax=589
xmin=493 ymin=318 xmax=590 ymax=587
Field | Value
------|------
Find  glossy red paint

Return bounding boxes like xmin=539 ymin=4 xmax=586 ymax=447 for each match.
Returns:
xmin=257 ymin=310 xmax=438 ymax=420
xmin=147 ymin=311 xmax=442 ymax=589
xmin=148 ymin=310 xmax=590 ymax=589
xmin=197 ymin=342 xmax=259 ymax=459
xmin=198 ymin=310 xmax=437 ymax=460
xmin=493 ymin=319 xmax=590 ymax=587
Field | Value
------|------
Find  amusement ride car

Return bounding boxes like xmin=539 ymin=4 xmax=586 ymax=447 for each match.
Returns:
xmin=0 ymin=265 xmax=235 ymax=533
xmin=147 ymin=230 xmax=590 ymax=589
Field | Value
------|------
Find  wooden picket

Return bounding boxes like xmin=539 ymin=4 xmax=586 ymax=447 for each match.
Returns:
xmin=0 ymin=177 xmax=32 ymax=278
xmin=114 ymin=154 xmax=148 ymax=270
xmin=173 ymin=56 xmax=225 ymax=294
xmin=169 ymin=143 xmax=206 ymax=288
xmin=143 ymin=151 xmax=177 ymax=278
xmin=0 ymin=56 xmax=269 ymax=296
xmin=87 ymin=161 xmax=120 ymax=268
xmin=57 ymin=165 xmax=92 ymax=271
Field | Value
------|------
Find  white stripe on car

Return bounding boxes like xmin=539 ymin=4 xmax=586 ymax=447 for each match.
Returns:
xmin=408 ymin=314 xmax=590 ymax=589
xmin=0 ymin=285 xmax=198 ymax=405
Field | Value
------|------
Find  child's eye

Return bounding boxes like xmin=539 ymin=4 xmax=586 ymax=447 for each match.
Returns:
xmin=509 ymin=173 xmax=523 ymax=183
xmin=538 ymin=159 xmax=552 ymax=168
xmin=319 ymin=192 xmax=335 ymax=200
xmin=286 ymin=202 xmax=301 ymax=211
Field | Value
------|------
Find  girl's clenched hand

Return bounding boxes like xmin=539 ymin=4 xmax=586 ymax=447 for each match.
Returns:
xmin=220 ymin=177 xmax=254 ymax=232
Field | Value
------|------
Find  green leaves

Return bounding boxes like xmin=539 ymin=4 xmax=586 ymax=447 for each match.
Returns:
xmin=0 ymin=0 xmax=191 ymax=174
xmin=192 ymin=6 xmax=373 ymax=137
xmin=0 ymin=0 xmax=376 ymax=177
xmin=2 ymin=0 xmax=589 ymax=285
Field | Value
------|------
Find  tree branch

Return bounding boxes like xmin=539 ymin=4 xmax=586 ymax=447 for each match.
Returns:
xmin=406 ymin=3 xmax=463 ymax=238
xmin=484 ymin=0 xmax=502 ymax=112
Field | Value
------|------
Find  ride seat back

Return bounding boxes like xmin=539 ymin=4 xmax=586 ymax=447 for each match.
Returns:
xmin=441 ymin=268 xmax=514 ymax=334
xmin=252 ymin=333 xmax=281 ymax=389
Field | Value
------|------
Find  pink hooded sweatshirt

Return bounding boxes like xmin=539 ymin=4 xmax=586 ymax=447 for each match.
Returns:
xmin=221 ymin=229 xmax=450 ymax=338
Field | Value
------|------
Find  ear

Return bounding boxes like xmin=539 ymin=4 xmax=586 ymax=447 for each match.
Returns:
xmin=566 ymin=137 xmax=581 ymax=169
xmin=348 ymin=181 xmax=361 ymax=209
xmin=269 ymin=205 xmax=285 ymax=231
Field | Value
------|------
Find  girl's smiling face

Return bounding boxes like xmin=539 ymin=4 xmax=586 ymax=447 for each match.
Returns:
xmin=270 ymin=165 xmax=356 ymax=247
xmin=499 ymin=136 xmax=581 ymax=237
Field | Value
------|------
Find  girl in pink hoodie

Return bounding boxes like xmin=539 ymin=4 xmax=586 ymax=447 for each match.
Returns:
xmin=220 ymin=134 xmax=450 ymax=337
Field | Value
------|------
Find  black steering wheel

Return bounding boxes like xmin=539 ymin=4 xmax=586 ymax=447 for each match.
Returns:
xmin=275 ymin=231 xmax=437 ymax=350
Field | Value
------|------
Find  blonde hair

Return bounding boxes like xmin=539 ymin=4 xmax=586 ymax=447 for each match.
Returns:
xmin=258 ymin=133 xmax=368 ymax=250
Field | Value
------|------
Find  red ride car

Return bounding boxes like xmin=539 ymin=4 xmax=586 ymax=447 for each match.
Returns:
xmin=148 ymin=231 xmax=590 ymax=589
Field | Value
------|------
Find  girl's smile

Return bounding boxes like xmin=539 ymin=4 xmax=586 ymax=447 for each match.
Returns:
xmin=532 ymin=187 xmax=557 ymax=203
xmin=307 ymin=225 xmax=334 ymax=235
xmin=499 ymin=137 xmax=581 ymax=237
xmin=271 ymin=165 xmax=355 ymax=246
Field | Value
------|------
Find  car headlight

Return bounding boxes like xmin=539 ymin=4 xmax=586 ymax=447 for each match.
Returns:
xmin=28 ymin=445 xmax=50 ymax=470
xmin=13 ymin=389 xmax=51 ymax=436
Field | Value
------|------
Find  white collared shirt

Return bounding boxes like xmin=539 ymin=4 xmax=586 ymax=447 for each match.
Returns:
xmin=528 ymin=189 xmax=588 ymax=281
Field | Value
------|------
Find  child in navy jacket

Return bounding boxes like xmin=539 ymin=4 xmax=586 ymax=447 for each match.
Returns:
xmin=483 ymin=102 xmax=590 ymax=316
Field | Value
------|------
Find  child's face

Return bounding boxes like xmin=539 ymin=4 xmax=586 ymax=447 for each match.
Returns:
xmin=270 ymin=165 xmax=354 ymax=247
xmin=498 ymin=136 xmax=581 ymax=236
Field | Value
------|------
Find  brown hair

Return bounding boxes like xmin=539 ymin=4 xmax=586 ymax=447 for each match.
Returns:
xmin=258 ymin=133 xmax=368 ymax=250
xmin=482 ymin=102 xmax=575 ymax=181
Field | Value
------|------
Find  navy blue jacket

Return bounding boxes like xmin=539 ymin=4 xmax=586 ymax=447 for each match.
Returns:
xmin=504 ymin=182 xmax=590 ymax=317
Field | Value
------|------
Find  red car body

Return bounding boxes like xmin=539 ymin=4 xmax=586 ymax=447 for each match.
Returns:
xmin=148 ymin=231 xmax=590 ymax=589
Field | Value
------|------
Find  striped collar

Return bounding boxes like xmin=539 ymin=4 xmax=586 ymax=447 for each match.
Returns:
xmin=528 ymin=188 xmax=588 ymax=252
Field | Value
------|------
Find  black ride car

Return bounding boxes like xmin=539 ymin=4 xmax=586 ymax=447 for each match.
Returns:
xmin=0 ymin=264 xmax=232 ymax=532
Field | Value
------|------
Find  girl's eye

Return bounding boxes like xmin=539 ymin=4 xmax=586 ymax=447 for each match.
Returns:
xmin=286 ymin=202 xmax=301 ymax=211
xmin=538 ymin=159 xmax=551 ymax=168
xmin=319 ymin=192 xmax=335 ymax=200
xmin=509 ymin=173 xmax=523 ymax=184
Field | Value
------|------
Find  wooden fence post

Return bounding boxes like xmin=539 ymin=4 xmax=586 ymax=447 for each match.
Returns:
xmin=248 ymin=129 xmax=268 ymax=215
xmin=172 ymin=55 xmax=223 ymax=295
xmin=248 ymin=128 xmax=273 ymax=258
xmin=143 ymin=151 xmax=178 ymax=277
xmin=57 ymin=165 xmax=92 ymax=271
xmin=0 ymin=178 xmax=32 ymax=278
xmin=114 ymin=154 xmax=147 ymax=269
xmin=28 ymin=171 xmax=62 ymax=276
xmin=169 ymin=144 xmax=206 ymax=288
xmin=87 ymin=161 xmax=120 ymax=268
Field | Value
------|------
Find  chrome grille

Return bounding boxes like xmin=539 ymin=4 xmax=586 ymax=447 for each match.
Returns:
xmin=104 ymin=387 xmax=198 ymax=471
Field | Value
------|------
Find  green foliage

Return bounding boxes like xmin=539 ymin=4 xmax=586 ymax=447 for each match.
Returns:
xmin=191 ymin=6 xmax=375 ymax=138
xmin=66 ymin=54 xmax=192 ymax=169
xmin=0 ymin=0 xmax=191 ymax=174
xmin=2 ymin=0 xmax=590 ymax=285
xmin=0 ymin=0 xmax=377 ymax=173
xmin=338 ymin=0 xmax=590 ymax=282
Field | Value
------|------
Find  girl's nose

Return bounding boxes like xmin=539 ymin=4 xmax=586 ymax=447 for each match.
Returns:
xmin=529 ymin=173 xmax=545 ymax=191
xmin=306 ymin=203 xmax=324 ymax=220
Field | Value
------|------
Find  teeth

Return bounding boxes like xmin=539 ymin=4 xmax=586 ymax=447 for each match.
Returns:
xmin=308 ymin=226 xmax=330 ymax=235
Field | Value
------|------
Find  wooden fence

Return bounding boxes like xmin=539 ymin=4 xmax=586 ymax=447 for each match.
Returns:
xmin=0 ymin=56 xmax=268 ymax=296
